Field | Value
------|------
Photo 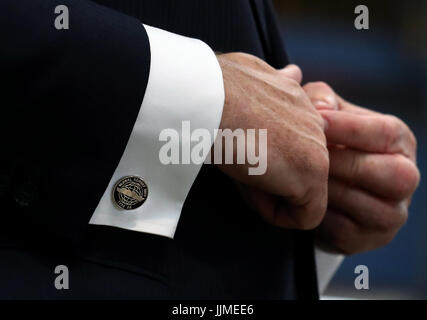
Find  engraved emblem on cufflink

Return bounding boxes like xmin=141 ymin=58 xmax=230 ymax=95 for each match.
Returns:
xmin=112 ymin=176 xmax=148 ymax=210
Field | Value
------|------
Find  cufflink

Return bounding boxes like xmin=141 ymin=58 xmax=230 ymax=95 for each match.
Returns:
xmin=112 ymin=176 xmax=148 ymax=210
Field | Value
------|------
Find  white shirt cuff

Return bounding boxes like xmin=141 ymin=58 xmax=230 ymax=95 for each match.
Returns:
xmin=315 ymin=246 xmax=345 ymax=294
xmin=89 ymin=24 xmax=225 ymax=238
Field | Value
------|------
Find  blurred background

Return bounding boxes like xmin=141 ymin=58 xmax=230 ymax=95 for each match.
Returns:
xmin=273 ymin=0 xmax=427 ymax=299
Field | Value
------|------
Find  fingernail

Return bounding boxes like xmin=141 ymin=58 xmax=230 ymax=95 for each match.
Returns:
xmin=313 ymin=97 xmax=338 ymax=110
xmin=319 ymin=110 xmax=334 ymax=131
xmin=323 ymin=117 xmax=329 ymax=131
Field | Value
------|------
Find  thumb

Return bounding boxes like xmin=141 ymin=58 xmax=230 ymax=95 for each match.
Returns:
xmin=279 ymin=64 xmax=303 ymax=84
xmin=303 ymin=82 xmax=339 ymax=111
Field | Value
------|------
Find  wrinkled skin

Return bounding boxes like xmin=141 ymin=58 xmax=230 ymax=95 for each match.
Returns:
xmin=216 ymin=53 xmax=329 ymax=230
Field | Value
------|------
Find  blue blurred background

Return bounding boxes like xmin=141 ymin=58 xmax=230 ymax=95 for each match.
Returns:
xmin=273 ymin=0 xmax=427 ymax=299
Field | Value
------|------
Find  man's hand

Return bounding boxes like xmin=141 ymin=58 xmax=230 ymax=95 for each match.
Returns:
xmin=304 ymin=82 xmax=421 ymax=254
xmin=216 ymin=53 xmax=329 ymax=229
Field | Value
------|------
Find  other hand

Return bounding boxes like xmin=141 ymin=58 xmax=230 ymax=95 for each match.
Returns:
xmin=304 ymin=82 xmax=420 ymax=254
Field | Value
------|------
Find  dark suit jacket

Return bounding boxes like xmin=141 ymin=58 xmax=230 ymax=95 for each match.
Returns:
xmin=0 ymin=0 xmax=318 ymax=299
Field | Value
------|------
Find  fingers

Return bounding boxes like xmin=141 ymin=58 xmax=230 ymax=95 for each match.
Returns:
xmin=316 ymin=209 xmax=366 ymax=255
xmin=275 ymin=181 xmax=328 ymax=230
xmin=301 ymin=80 xmax=419 ymax=255
xmin=279 ymin=64 xmax=303 ymax=84
xmin=303 ymin=81 xmax=381 ymax=115
xmin=320 ymin=110 xmax=417 ymax=159
xmin=329 ymin=146 xmax=420 ymax=200
xmin=241 ymin=185 xmax=327 ymax=230
xmin=303 ymin=82 xmax=338 ymax=110
xmin=327 ymin=178 xmax=408 ymax=232
xmin=316 ymin=209 xmax=399 ymax=255
xmin=336 ymin=95 xmax=379 ymax=116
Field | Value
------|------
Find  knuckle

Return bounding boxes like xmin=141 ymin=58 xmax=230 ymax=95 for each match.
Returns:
xmin=327 ymin=226 xmax=355 ymax=255
xmin=287 ymin=183 xmax=311 ymax=206
xmin=285 ymin=141 xmax=329 ymax=230
xmin=306 ymin=152 xmax=329 ymax=193
xmin=376 ymin=203 xmax=408 ymax=232
xmin=297 ymin=147 xmax=329 ymax=194
xmin=301 ymin=188 xmax=328 ymax=231
xmin=289 ymin=185 xmax=327 ymax=230
xmin=279 ymin=79 xmax=304 ymax=104
xmin=392 ymin=155 xmax=420 ymax=197
xmin=408 ymin=129 xmax=417 ymax=153
xmin=382 ymin=115 xmax=404 ymax=150
xmin=397 ymin=205 xmax=409 ymax=227
xmin=347 ymin=116 xmax=363 ymax=137
xmin=386 ymin=114 xmax=404 ymax=128
xmin=286 ymin=77 xmax=303 ymax=91
xmin=314 ymin=147 xmax=330 ymax=179
xmin=412 ymin=166 xmax=421 ymax=191
xmin=287 ymin=176 xmax=315 ymax=206
xmin=291 ymin=64 xmax=303 ymax=78
xmin=294 ymin=206 xmax=325 ymax=230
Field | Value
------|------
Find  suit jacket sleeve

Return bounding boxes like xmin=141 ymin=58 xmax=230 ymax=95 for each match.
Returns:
xmin=1 ymin=0 xmax=150 ymax=241
xmin=88 ymin=25 xmax=224 ymax=239
xmin=1 ymin=0 xmax=225 ymax=244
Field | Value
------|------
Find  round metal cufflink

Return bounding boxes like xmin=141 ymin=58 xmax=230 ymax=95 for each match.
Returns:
xmin=112 ymin=176 xmax=148 ymax=210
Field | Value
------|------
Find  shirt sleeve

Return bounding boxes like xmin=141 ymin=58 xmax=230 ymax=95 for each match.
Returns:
xmin=89 ymin=25 xmax=225 ymax=238
xmin=315 ymin=246 xmax=345 ymax=294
